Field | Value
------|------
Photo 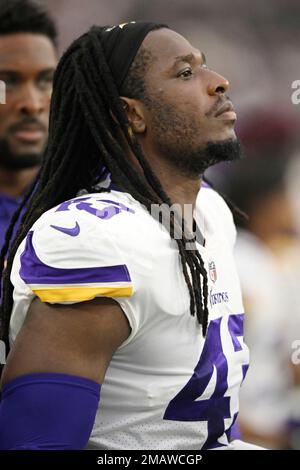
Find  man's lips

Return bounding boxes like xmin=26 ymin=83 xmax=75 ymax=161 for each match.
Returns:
xmin=214 ymin=101 xmax=237 ymax=120
xmin=11 ymin=126 xmax=46 ymax=143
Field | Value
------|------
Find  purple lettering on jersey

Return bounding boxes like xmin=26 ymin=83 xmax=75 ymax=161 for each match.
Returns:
xmin=228 ymin=315 xmax=249 ymax=380
xmin=76 ymin=201 xmax=120 ymax=219
xmin=209 ymin=288 xmax=229 ymax=308
xmin=55 ymin=197 xmax=91 ymax=212
xmin=76 ymin=201 xmax=134 ymax=220
xmin=20 ymin=231 xmax=131 ymax=285
xmin=164 ymin=313 xmax=248 ymax=449
xmin=242 ymin=364 xmax=249 ymax=381
xmin=164 ymin=317 xmax=230 ymax=449
xmin=226 ymin=412 xmax=240 ymax=441
xmin=55 ymin=197 xmax=135 ymax=220
xmin=228 ymin=314 xmax=244 ymax=352
xmin=96 ymin=199 xmax=134 ymax=210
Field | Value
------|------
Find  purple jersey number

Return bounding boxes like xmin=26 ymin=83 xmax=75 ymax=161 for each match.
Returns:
xmin=164 ymin=313 xmax=247 ymax=449
xmin=56 ymin=197 xmax=135 ymax=220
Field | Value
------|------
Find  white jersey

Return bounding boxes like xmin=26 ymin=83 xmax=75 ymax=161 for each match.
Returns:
xmin=10 ymin=183 xmax=249 ymax=450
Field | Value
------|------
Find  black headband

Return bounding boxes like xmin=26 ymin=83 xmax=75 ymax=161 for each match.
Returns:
xmin=98 ymin=21 xmax=168 ymax=92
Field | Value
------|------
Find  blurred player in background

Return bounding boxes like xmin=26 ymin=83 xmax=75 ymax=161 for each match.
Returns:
xmin=0 ymin=22 xmax=260 ymax=450
xmin=0 ymin=0 xmax=57 ymax=252
xmin=223 ymin=133 xmax=300 ymax=449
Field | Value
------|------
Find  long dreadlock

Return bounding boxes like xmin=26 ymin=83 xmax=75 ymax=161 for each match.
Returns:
xmin=0 ymin=26 xmax=209 ymax=354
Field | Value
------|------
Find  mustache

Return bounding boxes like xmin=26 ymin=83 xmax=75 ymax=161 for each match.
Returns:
xmin=205 ymin=96 xmax=232 ymax=118
xmin=8 ymin=117 xmax=47 ymax=133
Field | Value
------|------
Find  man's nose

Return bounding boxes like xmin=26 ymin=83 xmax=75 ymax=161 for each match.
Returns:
xmin=16 ymin=84 xmax=46 ymax=115
xmin=207 ymin=70 xmax=230 ymax=96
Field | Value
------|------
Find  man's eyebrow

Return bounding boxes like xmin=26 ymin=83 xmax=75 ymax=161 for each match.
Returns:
xmin=0 ymin=70 xmax=21 ymax=76
xmin=172 ymin=52 xmax=206 ymax=67
xmin=0 ymin=67 xmax=55 ymax=75
xmin=37 ymin=68 xmax=55 ymax=77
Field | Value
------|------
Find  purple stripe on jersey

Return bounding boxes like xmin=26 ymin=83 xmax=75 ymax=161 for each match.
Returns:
xmin=201 ymin=181 xmax=211 ymax=189
xmin=19 ymin=231 xmax=131 ymax=286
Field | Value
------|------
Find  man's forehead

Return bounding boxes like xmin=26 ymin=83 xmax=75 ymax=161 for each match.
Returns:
xmin=142 ymin=28 xmax=201 ymax=65
xmin=0 ymin=33 xmax=57 ymax=70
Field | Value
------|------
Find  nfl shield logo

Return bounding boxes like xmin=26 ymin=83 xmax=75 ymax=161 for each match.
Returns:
xmin=208 ymin=260 xmax=217 ymax=283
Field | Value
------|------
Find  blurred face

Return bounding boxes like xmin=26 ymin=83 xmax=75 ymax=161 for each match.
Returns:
xmin=0 ymin=33 xmax=57 ymax=170
xmin=140 ymin=28 xmax=241 ymax=176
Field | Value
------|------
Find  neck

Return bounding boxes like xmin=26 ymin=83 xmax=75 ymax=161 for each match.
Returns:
xmin=0 ymin=167 xmax=39 ymax=198
xmin=160 ymin=165 xmax=201 ymax=208
xmin=141 ymin=146 xmax=202 ymax=232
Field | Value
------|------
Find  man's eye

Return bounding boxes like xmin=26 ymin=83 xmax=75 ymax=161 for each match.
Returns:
xmin=178 ymin=69 xmax=193 ymax=79
xmin=2 ymin=77 xmax=19 ymax=89
xmin=37 ymin=76 xmax=53 ymax=91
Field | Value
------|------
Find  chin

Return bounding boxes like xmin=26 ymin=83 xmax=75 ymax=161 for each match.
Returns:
xmin=13 ymin=145 xmax=44 ymax=156
xmin=213 ymin=130 xmax=237 ymax=143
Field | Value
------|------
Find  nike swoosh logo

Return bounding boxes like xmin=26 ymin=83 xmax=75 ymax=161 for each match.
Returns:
xmin=50 ymin=221 xmax=80 ymax=237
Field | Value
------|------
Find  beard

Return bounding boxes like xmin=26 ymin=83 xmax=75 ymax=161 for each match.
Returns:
xmin=0 ymin=138 xmax=43 ymax=170
xmin=157 ymin=137 xmax=243 ymax=178
xmin=147 ymin=98 xmax=243 ymax=178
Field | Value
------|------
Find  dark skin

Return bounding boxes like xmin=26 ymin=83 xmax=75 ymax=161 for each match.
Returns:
xmin=0 ymin=33 xmax=57 ymax=197
xmin=121 ymin=28 xmax=236 ymax=231
xmin=1 ymin=28 xmax=237 ymax=389
xmin=1 ymin=297 xmax=131 ymax=386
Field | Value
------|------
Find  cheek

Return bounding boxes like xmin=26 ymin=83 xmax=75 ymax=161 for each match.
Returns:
xmin=166 ymin=94 xmax=206 ymax=122
xmin=0 ymin=104 xmax=11 ymax=134
xmin=179 ymin=99 xmax=207 ymax=128
xmin=174 ymin=81 xmax=208 ymax=109
xmin=176 ymin=100 xmax=209 ymax=131
xmin=44 ymin=96 xmax=52 ymax=114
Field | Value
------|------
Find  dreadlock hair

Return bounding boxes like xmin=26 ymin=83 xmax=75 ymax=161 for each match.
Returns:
xmin=0 ymin=25 xmax=209 ymax=356
xmin=0 ymin=0 xmax=57 ymax=47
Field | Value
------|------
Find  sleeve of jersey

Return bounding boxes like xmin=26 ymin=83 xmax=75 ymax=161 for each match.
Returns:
xmin=18 ymin=213 xmax=134 ymax=305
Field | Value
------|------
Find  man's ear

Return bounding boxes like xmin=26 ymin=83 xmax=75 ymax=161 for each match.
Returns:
xmin=120 ymin=97 xmax=146 ymax=134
